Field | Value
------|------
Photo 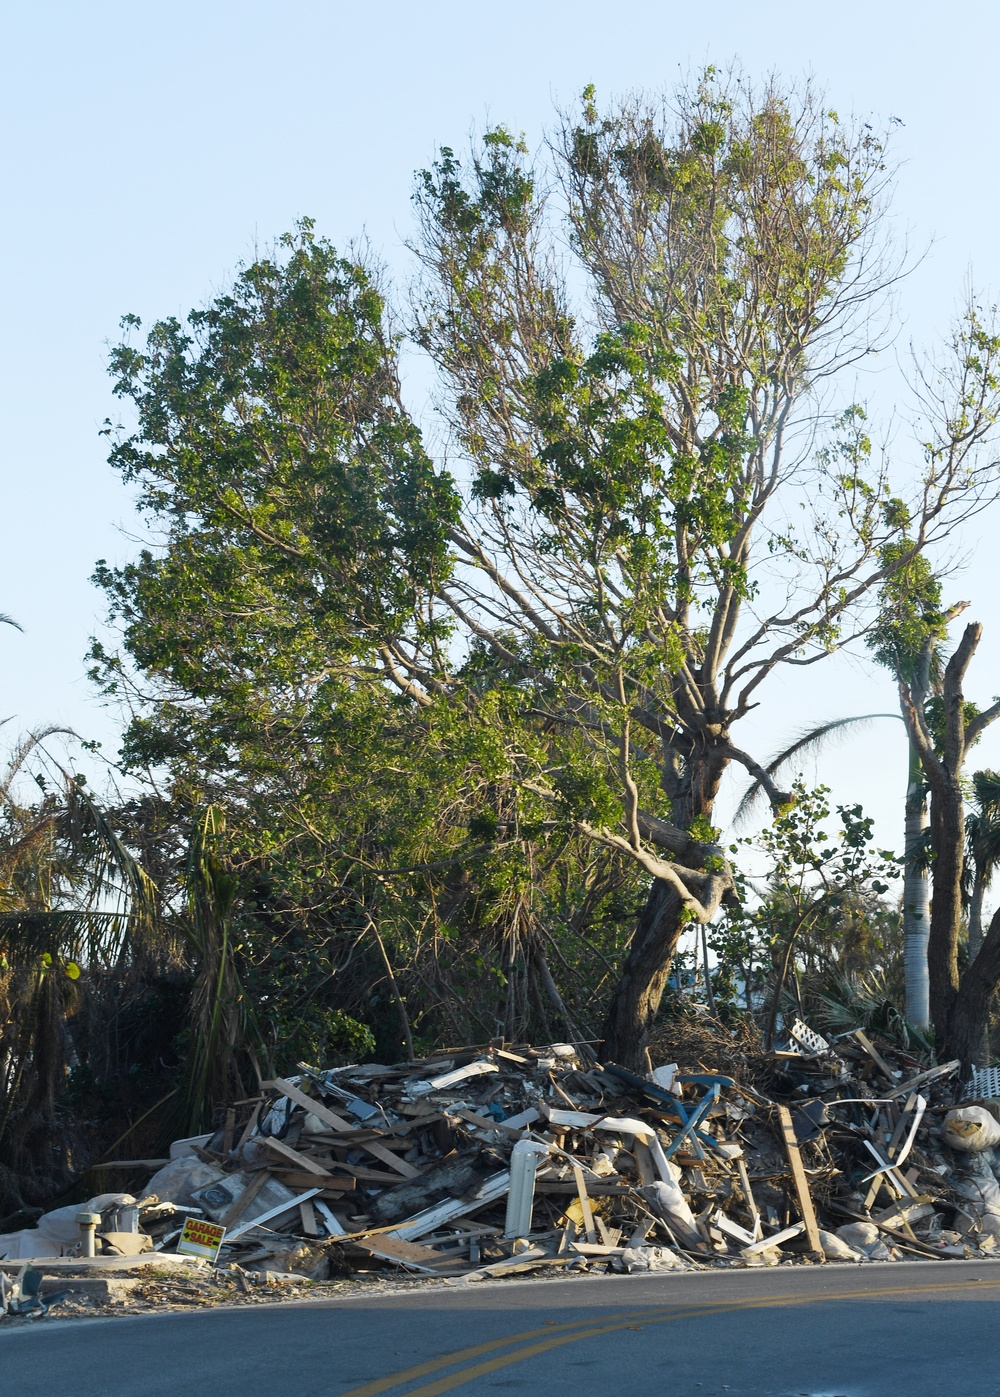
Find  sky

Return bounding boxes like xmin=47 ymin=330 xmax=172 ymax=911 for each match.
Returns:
xmin=4 ymin=0 xmax=1000 ymax=875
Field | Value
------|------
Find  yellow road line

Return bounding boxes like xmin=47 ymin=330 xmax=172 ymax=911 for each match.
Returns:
xmin=338 ymin=1276 xmax=1000 ymax=1397
xmin=336 ymin=1305 xmax=671 ymax=1397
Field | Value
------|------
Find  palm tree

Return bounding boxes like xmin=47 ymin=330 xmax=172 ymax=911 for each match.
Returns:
xmin=0 ymin=735 xmax=159 ymax=1211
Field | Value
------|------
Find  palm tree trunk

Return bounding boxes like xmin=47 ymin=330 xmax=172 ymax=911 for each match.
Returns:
xmin=903 ymin=740 xmax=932 ymax=1030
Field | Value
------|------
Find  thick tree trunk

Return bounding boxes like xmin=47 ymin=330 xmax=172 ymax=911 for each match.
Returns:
xmin=902 ymin=742 xmax=932 ymax=1031
xmin=601 ymin=877 xmax=684 ymax=1069
xmin=928 ymin=784 xmax=964 ymax=1041
xmin=942 ymin=905 xmax=1000 ymax=1070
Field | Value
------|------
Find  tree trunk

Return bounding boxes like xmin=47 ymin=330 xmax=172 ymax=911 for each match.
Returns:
xmin=942 ymin=905 xmax=1000 ymax=1070
xmin=902 ymin=741 xmax=932 ymax=1030
xmin=600 ymin=877 xmax=684 ymax=1069
xmin=928 ymin=784 xmax=964 ymax=1040
xmin=969 ymin=866 xmax=987 ymax=963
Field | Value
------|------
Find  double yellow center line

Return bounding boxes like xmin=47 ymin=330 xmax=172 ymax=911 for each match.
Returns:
xmin=338 ymin=1277 xmax=1000 ymax=1396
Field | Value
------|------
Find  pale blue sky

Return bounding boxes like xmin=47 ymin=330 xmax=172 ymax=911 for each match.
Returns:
xmin=3 ymin=0 xmax=1000 ymax=865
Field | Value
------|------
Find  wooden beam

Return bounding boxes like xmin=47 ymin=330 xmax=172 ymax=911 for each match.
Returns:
xmin=776 ymin=1105 xmax=823 ymax=1260
xmin=573 ymin=1165 xmax=597 ymax=1243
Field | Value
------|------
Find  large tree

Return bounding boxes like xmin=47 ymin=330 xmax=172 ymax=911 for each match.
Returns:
xmin=96 ymin=75 xmax=1000 ymax=1068
xmin=407 ymin=77 xmax=1000 ymax=1063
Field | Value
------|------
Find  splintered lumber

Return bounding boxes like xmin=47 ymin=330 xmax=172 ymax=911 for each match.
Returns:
xmin=885 ymin=1060 xmax=960 ymax=1101
xmin=713 ymin=1210 xmax=755 ymax=1247
xmin=260 ymin=1136 xmax=332 ymax=1175
xmin=89 ymin=1158 xmax=170 ymax=1170
xmin=266 ymin=1169 xmax=355 ymax=1192
xmin=735 ymin=1157 xmax=762 ymax=1241
xmin=299 ymin=1199 xmax=320 ymax=1236
xmin=872 ymin=1196 xmax=936 ymax=1231
xmin=227 ymin=1188 xmax=324 ymax=1241
xmin=852 ymin=1029 xmax=899 ymax=1084
xmin=535 ymin=1180 xmax=629 ymax=1195
xmin=573 ymin=1165 xmax=597 ymax=1243
xmin=353 ymin=1234 xmax=466 ymax=1274
xmin=389 ymin=1171 xmax=511 ymax=1241
xmin=742 ymin=1221 xmax=805 ymax=1255
xmin=776 ymin=1105 xmax=823 ymax=1259
xmin=266 ymin=1077 xmax=420 ymax=1178
xmin=220 ymin=1169 xmax=271 ymax=1229
xmin=633 ymin=1138 xmax=656 ymax=1186
xmin=235 ymin=1103 xmax=263 ymax=1153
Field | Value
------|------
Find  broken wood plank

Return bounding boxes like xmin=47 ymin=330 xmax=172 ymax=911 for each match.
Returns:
xmin=451 ymin=1248 xmax=571 ymax=1282
xmin=776 ymin=1105 xmax=823 ymax=1259
xmin=852 ymin=1029 xmax=899 ymax=1084
xmin=633 ymin=1138 xmax=656 ymax=1187
xmin=260 ymin=1135 xmax=331 ymax=1175
xmin=534 ymin=1180 xmax=630 ymax=1195
xmin=390 ymin=1171 xmax=511 ymax=1241
xmin=872 ymin=1196 xmax=936 ymax=1230
xmin=299 ymin=1199 xmax=320 ymax=1236
xmin=220 ymin=1169 xmax=271 ymax=1229
xmin=735 ymin=1156 xmax=762 ymax=1241
xmin=235 ymin=1102 xmax=263 ymax=1153
xmin=263 ymin=1169 xmax=356 ymax=1192
xmin=352 ymin=1234 xmax=466 ymax=1274
xmin=713 ymin=1211 xmax=755 ymax=1247
xmin=885 ymin=1060 xmax=960 ymax=1100
xmin=573 ymin=1164 xmax=597 ymax=1243
xmin=742 ymin=1221 xmax=805 ymax=1254
xmin=266 ymin=1078 xmax=420 ymax=1178
xmin=226 ymin=1188 xmax=323 ymax=1241
xmin=223 ymin=1107 xmax=236 ymax=1155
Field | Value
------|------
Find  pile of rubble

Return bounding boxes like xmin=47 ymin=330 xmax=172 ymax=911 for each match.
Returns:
xmin=7 ymin=1018 xmax=1000 ymax=1306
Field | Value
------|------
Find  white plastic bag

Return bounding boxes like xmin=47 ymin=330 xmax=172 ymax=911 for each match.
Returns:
xmin=943 ymin=1106 xmax=1000 ymax=1152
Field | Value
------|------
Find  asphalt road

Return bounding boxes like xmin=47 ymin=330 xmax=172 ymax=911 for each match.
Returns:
xmin=4 ymin=1260 xmax=1000 ymax=1396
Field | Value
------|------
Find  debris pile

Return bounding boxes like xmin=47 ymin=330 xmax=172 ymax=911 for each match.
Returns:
xmin=7 ymin=1019 xmax=1000 ymax=1304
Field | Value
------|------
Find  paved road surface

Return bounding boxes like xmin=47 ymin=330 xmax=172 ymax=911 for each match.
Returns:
xmin=3 ymin=1259 xmax=1000 ymax=1395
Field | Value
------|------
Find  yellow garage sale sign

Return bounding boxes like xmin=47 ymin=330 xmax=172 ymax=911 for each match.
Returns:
xmin=177 ymin=1217 xmax=226 ymax=1261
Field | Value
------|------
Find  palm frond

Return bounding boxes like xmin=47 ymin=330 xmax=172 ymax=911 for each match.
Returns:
xmin=734 ymin=714 xmax=902 ymax=826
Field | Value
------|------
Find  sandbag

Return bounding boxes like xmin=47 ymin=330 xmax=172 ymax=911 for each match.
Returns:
xmin=641 ymin=1177 xmax=698 ymax=1233
xmin=954 ymin=1173 xmax=1000 ymax=1241
xmin=943 ymin=1106 xmax=1000 ymax=1152
xmin=835 ymin=1221 xmax=894 ymax=1261
xmin=819 ymin=1229 xmax=863 ymax=1261
xmin=620 ymin=1245 xmax=688 ymax=1272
